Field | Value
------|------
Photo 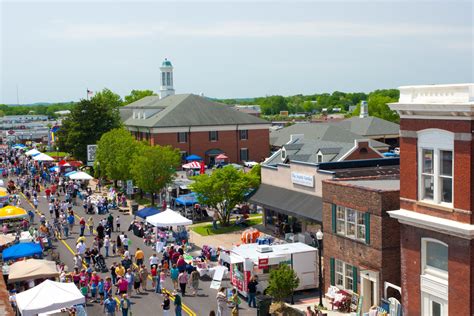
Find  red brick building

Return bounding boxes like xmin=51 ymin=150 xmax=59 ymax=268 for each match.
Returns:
xmin=121 ymin=94 xmax=270 ymax=164
xmin=388 ymin=83 xmax=474 ymax=316
xmin=322 ymin=177 xmax=400 ymax=314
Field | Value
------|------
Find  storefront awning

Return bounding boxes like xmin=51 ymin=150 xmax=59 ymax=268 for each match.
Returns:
xmin=249 ymin=184 xmax=323 ymax=223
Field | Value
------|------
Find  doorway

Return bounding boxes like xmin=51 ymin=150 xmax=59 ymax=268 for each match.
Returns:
xmin=360 ymin=270 xmax=379 ymax=313
xmin=422 ymin=293 xmax=448 ymax=316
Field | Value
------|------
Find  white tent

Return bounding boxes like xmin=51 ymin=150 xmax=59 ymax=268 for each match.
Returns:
xmin=16 ymin=279 xmax=85 ymax=316
xmin=146 ymin=208 xmax=192 ymax=227
xmin=32 ymin=153 xmax=54 ymax=161
xmin=68 ymin=171 xmax=93 ymax=180
xmin=25 ymin=149 xmax=41 ymax=156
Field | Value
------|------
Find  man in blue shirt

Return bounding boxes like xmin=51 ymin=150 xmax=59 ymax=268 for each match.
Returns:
xmin=103 ymin=297 xmax=118 ymax=316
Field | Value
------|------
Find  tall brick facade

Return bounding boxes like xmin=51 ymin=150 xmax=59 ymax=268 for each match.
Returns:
xmin=387 ymin=84 xmax=474 ymax=316
xmin=322 ymin=178 xmax=400 ymax=313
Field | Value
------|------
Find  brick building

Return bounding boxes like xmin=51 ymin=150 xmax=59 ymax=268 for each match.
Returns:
xmin=388 ymin=83 xmax=474 ymax=315
xmin=121 ymin=94 xmax=270 ymax=165
xmin=322 ymin=177 xmax=400 ymax=313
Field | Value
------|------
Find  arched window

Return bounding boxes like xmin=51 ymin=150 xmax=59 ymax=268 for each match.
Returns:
xmin=422 ymin=238 xmax=448 ymax=279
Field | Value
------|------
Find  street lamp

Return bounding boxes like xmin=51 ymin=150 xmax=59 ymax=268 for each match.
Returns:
xmin=316 ymin=229 xmax=324 ymax=308
xmin=167 ymin=186 xmax=173 ymax=206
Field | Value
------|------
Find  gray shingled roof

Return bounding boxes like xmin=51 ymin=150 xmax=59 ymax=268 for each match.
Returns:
xmin=333 ymin=116 xmax=399 ymax=137
xmin=122 ymin=94 xmax=269 ymax=128
xmin=270 ymin=123 xmax=375 ymax=147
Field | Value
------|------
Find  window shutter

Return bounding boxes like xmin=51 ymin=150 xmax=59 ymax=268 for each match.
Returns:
xmin=216 ymin=131 xmax=219 ymax=141
xmin=177 ymin=133 xmax=180 ymax=142
xmin=352 ymin=266 xmax=358 ymax=293
xmin=330 ymin=257 xmax=335 ymax=286
xmin=208 ymin=131 xmax=211 ymax=141
xmin=365 ymin=212 xmax=370 ymax=245
xmin=331 ymin=204 xmax=337 ymax=233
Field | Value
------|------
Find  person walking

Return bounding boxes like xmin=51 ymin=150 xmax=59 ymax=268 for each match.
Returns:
xmin=79 ymin=217 xmax=86 ymax=236
xmin=135 ymin=247 xmax=144 ymax=266
xmin=87 ymin=217 xmax=94 ymax=236
xmin=120 ymin=294 xmax=131 ymax=316
xmin=247 ymin=275 xmax=258 ymax=308
xmin=104 ymin=236 xmax=110 ymax=258
xmin=162 ymin=293 xmax=171 ymax=316
xmin=216 ymin=287 xmax=228 ymax=316
xmin=170 ymin=264 xmax=179 ymax=290
xmin=191 ymin=268 xmax=200 ymax=296
xmin=103 ymin=296 xmax=118 ymax=316
xmin=174 ymin=293 xmax=183 ymax=316
xmin=178 ymin=271 xmax=188 ymax=296
xmin=230 ymin=288 xmax=240 ymax=316
xmin=139 ymin=265 xmax=149 ymax=292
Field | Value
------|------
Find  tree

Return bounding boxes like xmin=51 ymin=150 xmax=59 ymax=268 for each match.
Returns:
xmin=124 ymin=90 xmax=155 ymax=105
xmin=190 ymin=165 xmax=260 ymax=226
xmin=258 ymin=95 xmax=288 ymax=115
xmin=56 ymin=88 xmax=122 ymax=161
xmin=266 ymin=264 xmax=300 ymax=302
xmin=96 ymin=128 xmax=138 ymax=184
xmin=130 ymin=144 xmax=181 ymax=205
xmin=352 ymin=94 xmax=399 ymax=123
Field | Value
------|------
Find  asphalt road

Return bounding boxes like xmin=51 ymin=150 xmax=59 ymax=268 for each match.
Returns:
xmin=18 ymin=188 xmax=256 ymax=316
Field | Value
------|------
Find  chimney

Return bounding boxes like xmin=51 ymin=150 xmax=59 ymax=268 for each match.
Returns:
xmin=359 ymin=101 xmax=368 ymax=118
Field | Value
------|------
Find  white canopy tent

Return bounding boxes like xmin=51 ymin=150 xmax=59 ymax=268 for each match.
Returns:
xmin=146 ymin=208 xmax=192 ymax=227
xmin=25 ymin=149 xmax=41 ymax=156
xmin=16 ymin=280 xmax=85 ymax=316
xmin=32 ymin=153 xmax=54 ymax=161
xmin=68 ymin=171 xmax=93 ymax=180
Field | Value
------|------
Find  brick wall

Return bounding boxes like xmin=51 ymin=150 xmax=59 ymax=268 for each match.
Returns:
xmin=0 ymin=273 xmax=14 ymax=316
xmin=342 ymin=141 xmax=384 ymax=161
xmin=400 ymin=224 xmax=472 ymax=316
xmin=322 ymin=180 xmax=400 ymax=300
xmin=144 ymin=128 xmax=269 ymax=164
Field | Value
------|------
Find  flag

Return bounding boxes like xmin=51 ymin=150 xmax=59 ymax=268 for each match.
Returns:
xmin=87 ymin=89 xmax=93 ymax=96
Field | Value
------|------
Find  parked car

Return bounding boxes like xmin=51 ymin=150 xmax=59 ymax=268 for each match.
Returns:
xmin=243 ymin=161 xmax=259 ymax=168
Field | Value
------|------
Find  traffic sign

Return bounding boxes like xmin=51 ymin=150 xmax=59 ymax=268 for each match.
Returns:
xmin=7 ymin=130 xmax=15 ymax=135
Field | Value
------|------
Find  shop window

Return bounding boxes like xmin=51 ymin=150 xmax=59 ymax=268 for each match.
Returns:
xmin=333 ymin=259 xmax=357 ymax=292
xmin=418 ymin=129 xmax=454 ymax=206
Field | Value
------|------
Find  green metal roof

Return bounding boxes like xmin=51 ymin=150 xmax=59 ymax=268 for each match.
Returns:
xmin=162 ymin=59 xmax=173 ymax=67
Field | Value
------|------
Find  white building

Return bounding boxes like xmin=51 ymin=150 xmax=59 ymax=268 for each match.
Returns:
xmin=159 ymin=58 xmax=175 ymax=99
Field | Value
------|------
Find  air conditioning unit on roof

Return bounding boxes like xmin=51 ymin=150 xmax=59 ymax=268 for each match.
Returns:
xmin=256 ymin=245 xmax=273 ymax=253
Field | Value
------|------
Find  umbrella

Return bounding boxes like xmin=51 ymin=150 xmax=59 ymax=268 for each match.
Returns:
xmin=3 ymin=242 xmax=43 ymax=261
xmin=216 ymin=154 xmax=228 ymax=160
xmin=16 ymin=280 xmax=85 ymax=316
xmin=0 ymin=205 xmax=27 ymax=219
xmin=8 ymin=259 xmax=59 ymax=283
xmin=146 ymin=208 xmax=192 ymax=227
xmin=182 ymin=161 xmax=201 ymax=169
xmin=185 ymin=154 xmax=203 ymax=161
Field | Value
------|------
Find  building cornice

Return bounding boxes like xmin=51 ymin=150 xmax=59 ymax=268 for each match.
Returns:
xmin=388 ymin=209 xmax=474 ymax=239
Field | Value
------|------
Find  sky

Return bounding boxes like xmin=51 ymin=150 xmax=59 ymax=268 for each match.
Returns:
xmin=0 ymin=0 xmax=473 ymax=104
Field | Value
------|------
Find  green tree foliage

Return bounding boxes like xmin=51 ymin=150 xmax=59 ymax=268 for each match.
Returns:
xmin=130 ymin=144 xmax=181 ymax=205
xmin=190 ymin=166 xmax=260 ymax=226
xmin=267 ymin=264 xmax=300 ymax=302
xmin=258 ymin=95 xmax=288 ymax=115
xmin=96 ymin=128 xmax=138 ymax=183
xmin=56 ymin=88 xmax=122 ymax=161
xmin=352 ymin=89 xmax=400 ymax=123
xmin=124 ymin=90 xmax=155 ymax=105
xmin=0 ymin=103 xmax=75 ymax=118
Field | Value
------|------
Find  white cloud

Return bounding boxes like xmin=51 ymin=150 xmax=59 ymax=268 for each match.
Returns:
xmin=40 ymin=20 xmax=470 ymax=40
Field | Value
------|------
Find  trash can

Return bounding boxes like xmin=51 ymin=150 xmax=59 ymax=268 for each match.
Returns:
xmin=256 ymin=295 xmax=272 ymax=316
xmin=130 ymin=202 xmax=139 ymax=214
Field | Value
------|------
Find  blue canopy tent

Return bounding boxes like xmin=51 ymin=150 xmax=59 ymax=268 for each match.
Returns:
xmin=175 ymin=193 xmax=198 ymax=206
xmin=135 ymin=207 xmax=160 ymax=219
xmin=49 ymin=166 xmax=59 ymax=172
xmin=185 ymin=155 xmax=203 ymax=161
xmin=3 ymin=242 xmax=43 ymax=261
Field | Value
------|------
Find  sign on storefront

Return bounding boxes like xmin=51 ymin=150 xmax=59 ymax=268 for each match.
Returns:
xmin=291 ymin=172 xmax=314 ymax=187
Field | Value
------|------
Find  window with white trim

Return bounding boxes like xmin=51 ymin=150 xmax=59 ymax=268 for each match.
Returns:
xmin=240 ymin=148 xmax=249 ymax=161
xmin=418 ymin=129 xmax=454 ymax=205
xmin=209 ymin=131 xmax=218 ymax=142
xmin=239 ymin=130 xmax=248 ymax=140
xmin=336 ymin=206 xmax=366 ymax=242
xmin=177 ymin=132 xmax=188 ymax=143
xmin=422 ymin=238 xmax=448 ymax=279
xmin=335 ymin=259 xmax=353 ymax=291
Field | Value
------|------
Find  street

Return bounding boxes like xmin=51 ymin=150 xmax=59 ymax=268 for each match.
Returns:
xmin=18 ymin=187 xmax=256 ymax=316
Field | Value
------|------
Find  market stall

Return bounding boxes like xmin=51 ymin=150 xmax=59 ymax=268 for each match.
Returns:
xmin=135 ymin=207 xmax=160 ymax=219
xmin=182 ymin=161 xmax=201 ymax=169
xmin=15 ymin=280 xmax=85 ymax=316
xmin=0 ymin=188 xmax=9 ymax=207
xmin=185 ymin=154 xmax=203 ymax=161
xmin=32 ymin=153 xmax=54 ymax=161
xmin=67 ymin=171 xmax=93 ymax=180
xmin=25 ymin=149 xmax=41 ymax=156
xmin=8 ymin=259 xmax=59 ymax=283
xmin=146 ymin=208 xmax=192 ymax=227
xmin=175 ymin=193 xmax=198 ymax=207
xmin=0 ymin=205 xmax=28 ymax=232
xmin=3 ymin=242 xmax=43 ymax=261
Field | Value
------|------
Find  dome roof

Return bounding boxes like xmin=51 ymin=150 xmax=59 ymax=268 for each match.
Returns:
xmin=162 ymin=59 xmax=173 ymax=67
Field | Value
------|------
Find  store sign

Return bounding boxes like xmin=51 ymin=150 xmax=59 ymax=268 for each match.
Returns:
xmin=87 ymin=145 xmax=97 ymax=167
xmin=291 ymin=172 xmax=314 ymax=187
xmin=258 ymin=258 xmax=269 ymax=269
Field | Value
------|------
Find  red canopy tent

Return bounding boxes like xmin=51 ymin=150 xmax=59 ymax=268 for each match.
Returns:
xmin=215 ymin=154 xmax=228 ymax=160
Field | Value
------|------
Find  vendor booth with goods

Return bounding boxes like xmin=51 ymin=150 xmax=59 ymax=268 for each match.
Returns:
xmin=0 ymin=205 xmax=29 ymax=232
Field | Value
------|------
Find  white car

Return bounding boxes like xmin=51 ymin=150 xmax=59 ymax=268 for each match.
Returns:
xmin=243 ymin=161 xmax=259 ymax=168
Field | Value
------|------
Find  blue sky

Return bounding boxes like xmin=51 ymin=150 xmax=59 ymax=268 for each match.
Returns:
xmin=1 ymin=0 xmax=472 ymax=104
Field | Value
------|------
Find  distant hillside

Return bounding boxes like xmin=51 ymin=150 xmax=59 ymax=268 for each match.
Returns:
xmin=6 ymin=102 xmax=74 ymax=107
